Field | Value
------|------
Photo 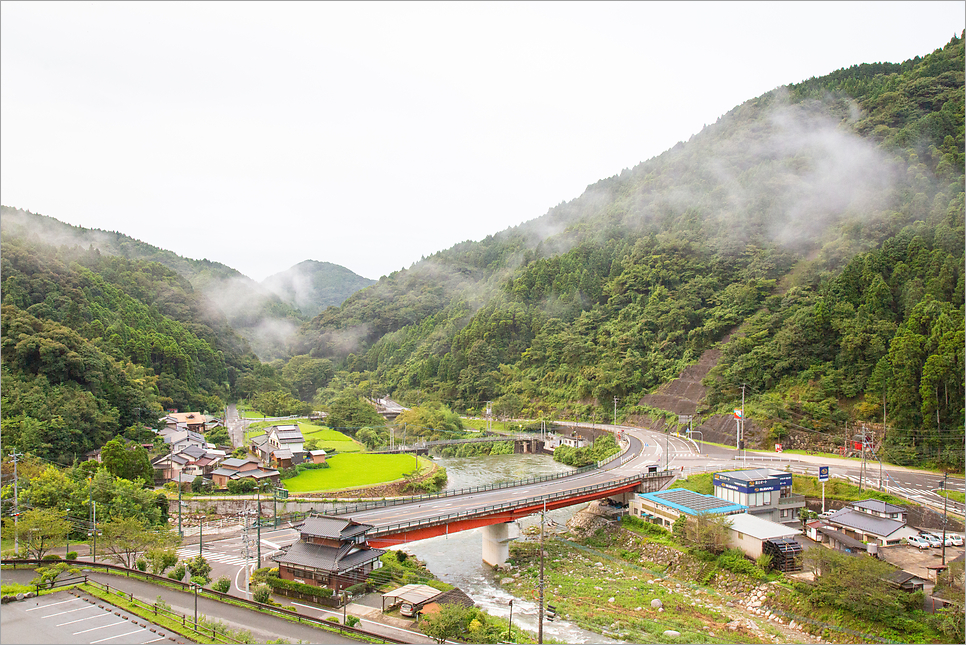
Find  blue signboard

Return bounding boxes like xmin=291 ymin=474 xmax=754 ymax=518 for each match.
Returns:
xmin=713 ymin=471 xmax=792 ymax=493
xmin=818 ymin=466 xmax=829 ymax=483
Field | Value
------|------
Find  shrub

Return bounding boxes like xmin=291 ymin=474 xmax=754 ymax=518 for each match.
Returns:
xmin=168 ymin=563 xmax=186 ymax=581
xmin=346 ymin=583 xmax=367 ymax=596
xmin=718 ymin=549 xmax=760 ymax=577
xmin=190 ymin=575 xmax=208 ymax=587
xmin=135 ymin=558 xmax=147 ymax=572
xmin=265 ymin=576 xmax=334 ymax=598
xmin=345 ymin=616 xmax=360 ymax=628
xmin=253 ymin=584 xmax=272 ymax=604
xmin=227 ymin=478 xmax=257 ymax=494
xmin=65 ymin=551 xmax=78 ymax=561
xmin=41 ymin=554 xmax=62 ymax=561
xmin=212 ymin=577 xmax=231 ymax=593
xmin=186 ymin=555 xmax=212 ymax=583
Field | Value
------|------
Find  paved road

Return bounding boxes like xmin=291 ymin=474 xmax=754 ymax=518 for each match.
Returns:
xmin=331 ymin=420 xmax=962 ymax=536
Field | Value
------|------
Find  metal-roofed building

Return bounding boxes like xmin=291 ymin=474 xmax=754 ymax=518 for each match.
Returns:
xmin=849 ymin=499 xmax=907 ymax=523
xmin=274 ymin=515 xmax=385 ymax=592
xmin=629 ymin=488 xmax=747 ymax=529
xmin=713 ymin=468 xmax=805 ymax=526
xmin=725 ymin=512 xmax=801 ymax=559
xmin=824 ymin=508 xmax=919 ymax=546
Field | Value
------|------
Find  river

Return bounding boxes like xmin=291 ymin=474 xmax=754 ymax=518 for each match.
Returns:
xmin=399 ymin=452 xmax=618 ymax=644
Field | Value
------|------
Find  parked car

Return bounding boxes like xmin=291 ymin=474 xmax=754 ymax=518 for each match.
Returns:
xmin=918 ymin=532 xmax=942 ymax=547
xmin=948 ymin=534 xmax=964 ymax=547
xmin=818 ymin=510 xmax=834 ymax=519
xmin=906 ymin=535 xmax=930 ymax=550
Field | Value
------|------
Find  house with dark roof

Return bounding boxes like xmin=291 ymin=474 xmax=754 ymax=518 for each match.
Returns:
xmin=273 ymin=516 xmax=386 ymax=592
xmin=850 ymin=499 xmax=907 ymax=523
xmin=210 ymin=457 xmax=279 ymax=487
xmin=250 ymin=425 xmax=308 ymax=468
xmin=629 ymin=488 xmax=747 ymax=529
xmin=824 ymin=507 xmax=919 ymax=546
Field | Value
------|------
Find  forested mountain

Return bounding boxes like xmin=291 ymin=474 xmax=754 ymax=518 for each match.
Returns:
xmin=261 ymin=260 xmax=375 ymax=319
xmin=293 ymin=34 xmax=964 ymax=468
xmin=0 ymin=233 xmax=265 ymax=461
xmin=0 ymin=207 xmax=305 ymax=360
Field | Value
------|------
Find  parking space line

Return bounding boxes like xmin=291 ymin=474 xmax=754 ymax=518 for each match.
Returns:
xmin=27 ymin=597 xmax=81 ymax=611
xmin=91 ymin=628 xmax=145 ymax=643
xmin=74 ymin=620 xmax=126 ymax=634
xmin=56 ymin=609 xmax=104 ymax=626
xmin=141 ymin=638 xmax=166 ymax=644
xmin=43 ymin=605 xmax=96 ymax=618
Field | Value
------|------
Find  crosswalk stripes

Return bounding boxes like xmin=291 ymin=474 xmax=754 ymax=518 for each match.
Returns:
xmin=176 ymin=547 xmax=254 ymax=568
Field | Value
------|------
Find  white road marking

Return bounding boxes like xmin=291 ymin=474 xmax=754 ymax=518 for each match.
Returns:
xmin=27 ymin=598 xmax=81 ymax=611
xmin=91 ymin=628 xmax=145 ymax=643
xmin=42 ymin=605 xmax=93 ymax=618
xmin=56 ymin=610 xmax=104 ymax=626
xmin=74 ymin=620 xmax=127 ymax=634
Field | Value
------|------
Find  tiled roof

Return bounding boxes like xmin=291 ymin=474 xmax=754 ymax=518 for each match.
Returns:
xmin=851 ymin=499 xmax=905 ymax=514
xmin=272 ymin=448 xmax=293 ymax=460
xmin=298 ymin=516 xmax=373 ymax=540
xmin=273 ymin=540 xmax=385 ymax=573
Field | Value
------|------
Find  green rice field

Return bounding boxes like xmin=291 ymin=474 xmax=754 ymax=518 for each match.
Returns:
xmin=246 ymin=421 xmax=364 ymax=453
xmin=282 ymin=453 xmax=424 ymax=492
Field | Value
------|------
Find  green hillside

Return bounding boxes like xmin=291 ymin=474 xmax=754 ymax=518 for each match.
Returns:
xmin=0 ymin=234 xmax=266 ymax=461
xmin=0 ymin=207 xmax=305 ymax=360
xmin=261 ymin=259 xmax=375 ymax=319
xmin=293 ymin=34 xmax=964 ymax=469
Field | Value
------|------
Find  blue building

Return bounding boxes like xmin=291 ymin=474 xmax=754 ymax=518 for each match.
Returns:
xmin=713 ymin=468 xmax=805 ymax=526
xmin=629 ymin=488 xmax=747 ymax=529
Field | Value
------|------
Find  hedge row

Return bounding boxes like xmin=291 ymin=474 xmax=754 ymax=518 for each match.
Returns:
xmin=265 ymin=575 xmax=334 ymax=598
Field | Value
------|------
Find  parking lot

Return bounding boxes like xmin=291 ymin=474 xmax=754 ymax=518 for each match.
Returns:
xmin=0 ymin=591 xmax=186 ymax=645
xmin=879 ymin=534 xmax=965 ymax=584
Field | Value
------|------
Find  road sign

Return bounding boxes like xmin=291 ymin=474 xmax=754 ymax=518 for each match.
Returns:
xmin=275 ymin=488 xmax=288 ymax=500
xmin=819 ymin=466 xmax=829 ymax=482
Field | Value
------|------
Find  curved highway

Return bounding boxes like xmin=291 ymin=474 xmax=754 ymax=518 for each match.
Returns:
xmin=339 ymin=421 xmax=963 ymax=532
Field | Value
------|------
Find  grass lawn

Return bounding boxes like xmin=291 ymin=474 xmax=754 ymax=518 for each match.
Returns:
xmin=283 ymin=453 xmax=425 ymax=492
xmin=245 ymin=421 xmax=363 ymax=453
xmin=938 ymin=489 xmax=966 ymax=503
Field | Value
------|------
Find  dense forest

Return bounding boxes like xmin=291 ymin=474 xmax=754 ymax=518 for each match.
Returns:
xmin=2 ymin=33 xmax=962 ymax=469
xmin=291 ymin=33 xmax=965 ymax=468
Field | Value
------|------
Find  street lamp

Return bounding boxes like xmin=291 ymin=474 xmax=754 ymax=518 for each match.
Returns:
xmin=193 ymin=582 xmax=200 ymax=628
xmin=64 ymin=509 xmax=71 ymax=557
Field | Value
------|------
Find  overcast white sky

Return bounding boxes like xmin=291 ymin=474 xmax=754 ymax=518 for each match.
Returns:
xmin=2 ymin=2 xmax=963 ymax=282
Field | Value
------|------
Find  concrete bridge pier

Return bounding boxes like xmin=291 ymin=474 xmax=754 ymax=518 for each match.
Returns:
xmin=482 ymin=521 xmax=521 ymax=567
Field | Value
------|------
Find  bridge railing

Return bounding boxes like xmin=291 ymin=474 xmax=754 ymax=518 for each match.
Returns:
xmin=368 ymin=470 xmax=674 ymax=536
xmin=334 ymin=460 xmax=606 ymax=515
xmin=334 ymin=433 xmax=635 ymax=516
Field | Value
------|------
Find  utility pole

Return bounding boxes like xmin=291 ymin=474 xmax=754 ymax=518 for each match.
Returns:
xmin=740 ymin=384 xmax=746 ymax=463
xmin=241 ymin=513 xmax=252 ymax=598
xmin=178 ymin=478 xmax=183 ymax=537
xmin=538 ymin=501 xmax=546 ymax=644
xmin=11 ymin=451 xmax=22 ymax=555
xmin=858 ymin=425 xmax=865 ymax=492
xmin=941 ymin=472 xmax=948 ymax=566
xmin=256 ymin=483 xmax=262 ymax=566
xmin=613 ymin=396 xmax=618 ymax=426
